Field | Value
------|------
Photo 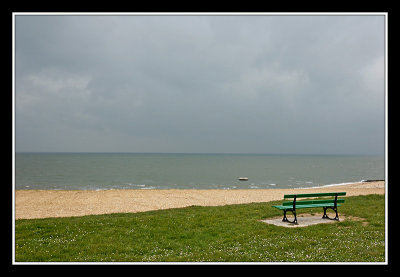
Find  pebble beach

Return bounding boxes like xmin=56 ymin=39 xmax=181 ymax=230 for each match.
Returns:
xmin=15 ymin=181 xmax=384 ymax=219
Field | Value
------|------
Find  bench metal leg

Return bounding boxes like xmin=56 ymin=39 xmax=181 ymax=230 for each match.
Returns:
xmin=322 ymin=207 xmax=339 ymax=221
xmin=282 ymin=209 xmax=298 ymax=224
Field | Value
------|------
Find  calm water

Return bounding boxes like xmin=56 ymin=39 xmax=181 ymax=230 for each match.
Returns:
xmin=15 ymin=153 xmax=385 ymax=190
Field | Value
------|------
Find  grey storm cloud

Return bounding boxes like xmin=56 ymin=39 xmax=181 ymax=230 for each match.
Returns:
xmin=14 ymin=14 xmax=385 ymax=154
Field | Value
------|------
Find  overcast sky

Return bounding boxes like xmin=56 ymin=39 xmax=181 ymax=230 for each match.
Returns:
xmin=14 ymin=14 xmax=385 ymax=154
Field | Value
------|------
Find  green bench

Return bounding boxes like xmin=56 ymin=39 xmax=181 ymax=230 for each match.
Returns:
xmin=272 ymin=192 xmax=346 ymax=224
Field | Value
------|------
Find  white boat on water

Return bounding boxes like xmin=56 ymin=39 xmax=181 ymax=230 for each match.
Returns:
xmin=238 ymin=177 xmax=248 ymax=181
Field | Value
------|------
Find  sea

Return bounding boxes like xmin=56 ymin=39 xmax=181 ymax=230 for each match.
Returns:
xmin=14 ymin=153 xmax=385 ymax=190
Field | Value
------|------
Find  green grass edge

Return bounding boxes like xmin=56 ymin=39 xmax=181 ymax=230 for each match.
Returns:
xmin=14 ymin=194 xmax=385 ymax=263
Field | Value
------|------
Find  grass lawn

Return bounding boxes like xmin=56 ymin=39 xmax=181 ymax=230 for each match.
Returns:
xmin=14 ymin=194 xmax=385 ymax=263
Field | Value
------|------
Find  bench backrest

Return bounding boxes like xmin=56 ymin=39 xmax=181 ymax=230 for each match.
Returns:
xmin=282 ymin=198 xmax=345 ymax=206
xmin=283 ymin=192 xmax=346 ymax=199
xmin=282 ymin=192 xmax=346 ymax=207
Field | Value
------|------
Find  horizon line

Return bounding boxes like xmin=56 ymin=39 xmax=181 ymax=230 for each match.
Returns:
xmin=14 ymin=151 xmax=384 ymax=156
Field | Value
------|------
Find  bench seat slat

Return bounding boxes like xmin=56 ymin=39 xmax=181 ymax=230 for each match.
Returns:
xmin=272 ymin=203 xmax=342 ymax=210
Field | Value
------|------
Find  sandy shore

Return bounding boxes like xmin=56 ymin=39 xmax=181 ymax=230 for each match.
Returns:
xmin=15 ymin=181 xmax=385 ymax=219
